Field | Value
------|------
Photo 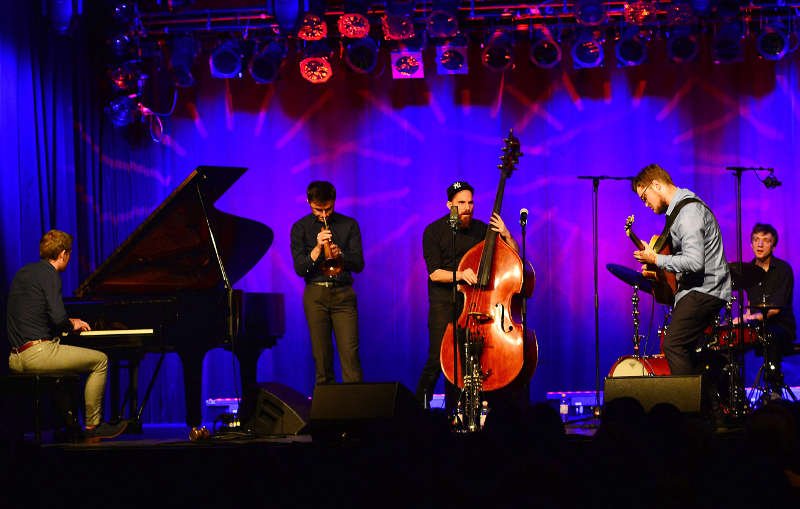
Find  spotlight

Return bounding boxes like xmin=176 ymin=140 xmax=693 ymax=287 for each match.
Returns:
xmin=482 ymin=30 xmax=514 ymax=72
xmin=689 ymin=0 xmax=712 ymax=16
xmin=209 ymin=41 xmax=242 ymax=78
xmin=615 ymin=28 xmax=648 ymax=67
xmin=715 ymin=0 xmax=741 ymax=21
xmin=427 ymin=12 xmax=459 ymax=40
xmin=112 ymin=2 xmax=135 ymax=24
xmin=249 ymin=41 xmax=286 ymax=84
xmin=105 ymin=95 xmax=138 ymax=127
xmin=297 ymin=12 xmax=328 ymax=41
xmin=391 ymin=49 xmax=424 ymax=79
xmin=170 ymin=36 xmax=197 ymax=88
xmin=666 ymin=26 xmax=698 ymax=63
xmin=623 ymin=0 xmax=657 ymax=25
xmin=382 ymin=0 xmax=416 ymax=41
xmin=271 ymin=0 xmax=303 ymax=33
xmin=572 ymin=29 xmax=604 ymax=69
xmin=437 ymin=35 xmax=468 ymax=75
xmin=109 ymin=63 xmax=139 ymax=93
xmin=575 ymin=0 xmax=606 ymax=27
xmin=529 ymin=28 xmax=561 ymax=69
xmin=756 ymin=22 xmax=789 ymax=61
xmin=338 ymin=13 xmax=371 ymax=39
xmin=666 ymin=0 xmax=696 ymax=25
xmin=712 ymin=21 xmax=743 ymax=64
xmin=343 ymin=36 xmax=380 ymax=74
xmin=427 ymin=0 xmax=460 ymax=40
xmin=338 ymin=0 xmax=370 ymax=39
xmin=44 ymin=0 xmax=81 ymax=34
xmin=299 ymin=40 xmax=334 ymax=84
xmin=110 ymin=33 xmax=133 ymax=59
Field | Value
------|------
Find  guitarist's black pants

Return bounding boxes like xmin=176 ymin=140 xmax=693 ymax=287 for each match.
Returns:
xmin=664 ymin=290 xmax=726 ymax=376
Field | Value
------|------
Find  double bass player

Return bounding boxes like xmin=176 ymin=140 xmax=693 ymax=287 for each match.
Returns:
xmin=415 ymin=180 xmax=520 ymax=411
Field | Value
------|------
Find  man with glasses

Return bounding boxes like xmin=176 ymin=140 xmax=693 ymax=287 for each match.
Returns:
xmin=631 ymin=164 xmax=731 ymax=421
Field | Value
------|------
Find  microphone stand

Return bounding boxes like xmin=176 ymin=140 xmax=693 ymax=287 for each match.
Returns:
xmin=724 ymin=166 xmax=778 ymax=419
xmin=449 ymin=209 xmax=461 ymax=428
xmin=577 ymin=175 xmax=634 ymax=418
xmin=519 ymin=211 xmax=529 ymax=402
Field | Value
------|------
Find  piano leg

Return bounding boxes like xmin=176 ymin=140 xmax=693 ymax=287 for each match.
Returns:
xmin=179 ymin=350 xmax=205 ymax=428
xmin=232 ymin=345 xmax=265 ymax=424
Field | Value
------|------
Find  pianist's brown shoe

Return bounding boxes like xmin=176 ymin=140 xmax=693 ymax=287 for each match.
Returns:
xmin=84 ymin=420 xmax=128 ymax=442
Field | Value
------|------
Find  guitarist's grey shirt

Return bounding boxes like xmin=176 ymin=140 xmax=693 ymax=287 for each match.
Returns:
xmin=656 ymin=187 xmax=732 ymax=305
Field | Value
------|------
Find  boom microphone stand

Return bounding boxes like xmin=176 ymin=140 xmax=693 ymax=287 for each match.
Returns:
xmin=577 ymin=175 xmax=634 ymax=418
xmin=725 ymin=166 xmax=782 ymax=418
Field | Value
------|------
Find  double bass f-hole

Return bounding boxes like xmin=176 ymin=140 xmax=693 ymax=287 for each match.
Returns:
xmin=320 ymin=216 xmax=343 ymax=278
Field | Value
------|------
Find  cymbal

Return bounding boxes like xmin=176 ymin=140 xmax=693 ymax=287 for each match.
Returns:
xmin=728 ymin=261 xmax=764 ymax=289
xmin=606 ymin=263 xmax=654 ymax=294
xmin=748 ymin=303 xmax=787 ymax=311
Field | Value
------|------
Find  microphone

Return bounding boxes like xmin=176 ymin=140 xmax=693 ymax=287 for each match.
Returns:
xmin=763 ymin=174 xmax=782 ymax=189
xmin=519 ymin=208 xmax=528 ymax=226
xmin=449 ymin=205 xmax=460 ymax=228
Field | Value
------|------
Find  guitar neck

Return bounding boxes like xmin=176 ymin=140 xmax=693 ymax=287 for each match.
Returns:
xmin=626 ymin=229 xmax=646 ymax=250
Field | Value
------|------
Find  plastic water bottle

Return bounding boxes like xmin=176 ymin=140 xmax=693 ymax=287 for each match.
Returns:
xmin=479 ymin=401 xmax=490 ymax=429
xmin=559 ymin=394 xmax=569 ymax=422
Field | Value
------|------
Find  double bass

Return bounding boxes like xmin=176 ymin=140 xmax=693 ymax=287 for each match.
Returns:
xmin=440 ymin=130 xmax=538 ymax=414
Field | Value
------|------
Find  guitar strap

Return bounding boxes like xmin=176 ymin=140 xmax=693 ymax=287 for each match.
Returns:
xmin=653 ymin=197 xmax=706 ymax=252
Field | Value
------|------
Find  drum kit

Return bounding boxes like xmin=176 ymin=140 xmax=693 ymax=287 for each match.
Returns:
xmin=605 ymin=260 xmax=795 ymax=415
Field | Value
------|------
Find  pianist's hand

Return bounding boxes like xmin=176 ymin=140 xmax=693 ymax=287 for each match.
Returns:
xmin=69 ymin=318 xmax=91 ymax=332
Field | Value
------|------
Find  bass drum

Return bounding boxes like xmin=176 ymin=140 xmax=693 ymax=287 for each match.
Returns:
xmin=608 ymin=355 xmax=671 ymax=377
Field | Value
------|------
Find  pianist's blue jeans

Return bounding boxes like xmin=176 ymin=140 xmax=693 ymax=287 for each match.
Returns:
xmin=303 ymin=284 xmax=363 ymax=385
xmin=8 ymin=338 xmax=108 ymax=427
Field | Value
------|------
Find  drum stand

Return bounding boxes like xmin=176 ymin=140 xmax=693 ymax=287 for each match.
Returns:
xmin=630 ymin=285 xmax=644 ymax=357
xmin=747 ymin=327 xmax=797 ymax=405
xmin=714 ymin=300 xmax=750 ymax=420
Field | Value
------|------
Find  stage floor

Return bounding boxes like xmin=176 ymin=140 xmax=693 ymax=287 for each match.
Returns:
xmin=5 ymin=416 xmax=798 ymax=509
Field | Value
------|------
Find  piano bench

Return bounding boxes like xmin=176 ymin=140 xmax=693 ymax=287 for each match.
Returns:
xmin=0 ymin=372 xmax=83 ymax=443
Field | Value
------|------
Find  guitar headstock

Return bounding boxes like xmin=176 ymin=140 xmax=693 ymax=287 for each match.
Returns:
xmin=498 ymin=129 xmax=522 ymax=178
xmin=625 ymin=215 xmax=635 ymax=236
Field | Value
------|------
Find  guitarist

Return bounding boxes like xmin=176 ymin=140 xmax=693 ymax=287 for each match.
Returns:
xmin=631 ymin=164 xmax=731 ymax=415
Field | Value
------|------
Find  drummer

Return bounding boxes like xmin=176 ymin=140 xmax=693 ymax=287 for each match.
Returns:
xmin=736 ymin=223 xmax=796 ymax=384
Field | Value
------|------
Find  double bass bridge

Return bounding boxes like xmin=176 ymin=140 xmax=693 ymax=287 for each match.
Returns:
xmin=467 ymin=311 xmax=493 ymax=323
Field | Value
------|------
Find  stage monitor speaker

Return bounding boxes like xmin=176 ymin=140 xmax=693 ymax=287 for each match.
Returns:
xmin=604 ymin=375 xmax=702 ymax=414
xmin=309 ymin=382 xmax=421 ymax=438
xmin=245 ymin=382 xmax=310 ymax=436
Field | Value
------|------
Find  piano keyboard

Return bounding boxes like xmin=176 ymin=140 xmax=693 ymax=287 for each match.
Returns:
xmin=63 ymin=329 xmax=154 ymax=337
xmin=78 ymin=329 xmax=153 ymax=336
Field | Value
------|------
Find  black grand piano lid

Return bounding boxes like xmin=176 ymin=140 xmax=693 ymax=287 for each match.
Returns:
xmin=75 ymin=166 xmax=273 ymax=298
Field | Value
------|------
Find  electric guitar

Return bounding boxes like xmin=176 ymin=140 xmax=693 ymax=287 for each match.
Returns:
xmin=624 ymin=215 xmax=677 ymax=306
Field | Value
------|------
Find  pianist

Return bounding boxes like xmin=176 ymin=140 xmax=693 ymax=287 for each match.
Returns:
xmin=6 ymin=229 xmax=127 ymax=441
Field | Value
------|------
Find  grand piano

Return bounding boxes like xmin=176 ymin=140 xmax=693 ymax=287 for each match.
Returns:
xmin=64 ymin=166 xmax=285 ymax=431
